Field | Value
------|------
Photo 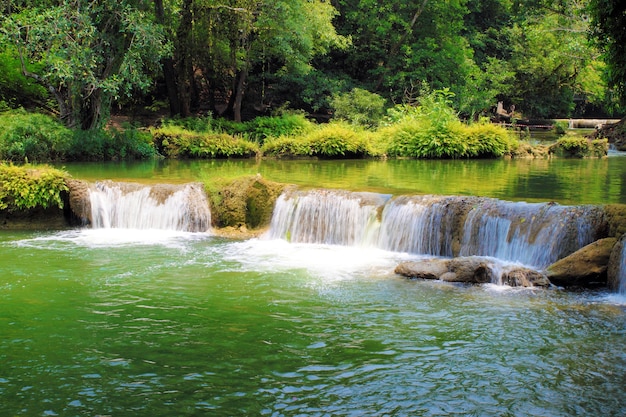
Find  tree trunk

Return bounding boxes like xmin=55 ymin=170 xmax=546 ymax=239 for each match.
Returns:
xmin=175 ymin=0 xmax=194 ymax=117
xmin=233 ymin=66 xmax=248 ymax=123
xmin=154 ymin=0 xmax=181 ymax=116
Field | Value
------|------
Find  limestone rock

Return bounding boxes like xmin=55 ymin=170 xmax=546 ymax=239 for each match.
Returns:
xmin=447 ymin=257 xmax=496 ymax=284
xmin=395 ymin=256 xmax=547 ymax=287
xmin=502 ymin=267 xmax=550 ymax=287
xmin=607 ymin=234 xmax=626 ymax=291
xmin=65 ymin=179 xmax=92 ymax=224
xmin=394 ymin=259 xmax=449 ymax=280
xmin=546 ymin=237 xmax=617 ymax=287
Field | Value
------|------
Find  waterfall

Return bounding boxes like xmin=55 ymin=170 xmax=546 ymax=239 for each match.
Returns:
xmin=617 ymin=241 xmax=626 ymax=297
xmin=267 ymin=189 xmax=388 ymax=246
xmin=89 ymin=181 xmax=211 ymax=232
xmin=267 ymin=189 xmax=606 ymax=270
xmin=378 ymin=195 xmax=466 ymax=256
xmin=459 ymin=200 xmax=602 ymax=268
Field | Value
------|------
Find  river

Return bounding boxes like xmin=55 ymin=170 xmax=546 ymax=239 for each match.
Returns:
xmin=1 ymin=157 xmax=625 ymax=416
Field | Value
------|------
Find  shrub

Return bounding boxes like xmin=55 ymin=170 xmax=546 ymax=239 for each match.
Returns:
xmin=0 ymin=163 xmax=68 ymax=211
xmin=68 ymin=127 xmax=156 ymax=161
xmin=262 ymin=123 xmax=368 ymax=158
xmin=465 ymin=121 xmax=516 ymax=157
xmin=0 ymin=110 xmax=73 ymax=162
xmin=331 ymin=88 xmax=387 ymax=128
xmin=550 ymin=136 xmax=607 ymax=158
xmin=152 ymin=126 xmax=258 ymax=158
xmin=245 ymin=113 xmax=313 ymax=144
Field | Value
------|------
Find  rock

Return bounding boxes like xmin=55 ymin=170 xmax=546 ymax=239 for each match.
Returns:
xmin=607 ymin=234 xmax=626 ymax=291
xmin=545 ymin=237 xmax=617 ymax=287
xmin=502 ymin=267 xmax=551 ymax=287
xmin=396 ymin=256 xmax=550 ymax=288
xmin=447 ymin=256 xmax=496 ymax=284
xmin=66 ymin=179 xmax=92 ymax=224
xmin=394 ymin=259 xmax=449 ymax=280
xmin=209 ymin=175 xmax=286 ymax=229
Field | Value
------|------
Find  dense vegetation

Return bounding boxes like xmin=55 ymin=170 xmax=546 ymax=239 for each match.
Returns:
xmin=0 ymin=163 xmax=68 ymax=211
xmin=0 ymin=0 xmax=623 ymax=162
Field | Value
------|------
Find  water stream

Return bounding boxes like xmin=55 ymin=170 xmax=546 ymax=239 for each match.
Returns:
xmin=2 ymin=160 xmax=626 ymax=416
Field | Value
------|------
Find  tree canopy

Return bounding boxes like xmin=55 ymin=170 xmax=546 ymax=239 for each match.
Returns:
xmin=0 ymin=0 xmax=623 ymax=128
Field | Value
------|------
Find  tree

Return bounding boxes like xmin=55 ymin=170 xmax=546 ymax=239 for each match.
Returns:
xmin=0 ymin=0 xmax=168 ymax=129
xmin=588 ymin=0 xmax=626 ymax=106
xmin=163 ymin=0 xmax=348 ymax=121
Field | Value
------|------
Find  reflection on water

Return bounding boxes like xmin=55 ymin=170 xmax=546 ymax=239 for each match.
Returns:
xmin=1 ymin=230 xmax=625 ymax=416
xmin=57 ymin=156 xmax=626 ymax=205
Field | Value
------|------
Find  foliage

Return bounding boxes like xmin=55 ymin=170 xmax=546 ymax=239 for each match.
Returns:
xmin=244 ymin=113 xmax=314 ymax=144
xmin=464 ymin=121 xmax=516 ymax=157
xmin=152 ymin=126 xmax=258 ymax=158
xmin=0 ymin=0 xmax=168 ymax=129
xmin=0 ymin=47 xmax=48 ymax=108
xmin=550 ymin=136 xmax=608 ymax=158
xmin=262 ymin=122 xmax=369 ymax=158
xmin=68 ymin=127 xmax=156 ymax=161
xmin=330 ymin=88 xmax=387 ymax=128
xmin=381 ymin=90 xmax=516 ymax=158
xmin=0 ymin=163 xmax=68 ymax=211
xmin=0 ymin=110 xmax=72 ymax=162
xmin=589 ymin=0 xmax=626 ymax=105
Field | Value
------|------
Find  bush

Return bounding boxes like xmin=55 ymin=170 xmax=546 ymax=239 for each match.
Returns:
xmin=245 ymin=113 xmax=313 ymax=144
xmin=0 ymin=163 xmax=68 ymax=211
xmin=0 ymin=110 xmax=73 ymax=162
xmin=550 ymin=136 xmax=608 ymax=158
xmin=152 ymin=126 xmax=258 ymax=158
xmin=465 ymin=121 xmax=516 ymax=157
xmin=262 ymin=122 xmax=368 ymax=158
xmin=331 ymin=88 xmax=387 ymax=128
xmin=68 ymin=127 xmax=156 ymax=161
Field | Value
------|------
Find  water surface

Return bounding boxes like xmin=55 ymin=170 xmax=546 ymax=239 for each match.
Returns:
xmin=56 ymin=157 xmax=626 ymax=205
xmin=1 ymin=230 xmax=625 ymax=416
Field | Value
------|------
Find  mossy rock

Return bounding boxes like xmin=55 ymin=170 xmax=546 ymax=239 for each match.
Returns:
xmin=603 ymin=204 xmax=626 ymax=238
xmin=208 ymin=175 xmax=287 ymax=229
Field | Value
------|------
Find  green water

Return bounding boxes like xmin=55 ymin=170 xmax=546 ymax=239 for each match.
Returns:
xmin=56 ymin=157 xmax=626 ymax=205
xmin=2 ymin=158 xmax=626 ymax=415
xmin=1 ymin=230 xmax=626 ymax=416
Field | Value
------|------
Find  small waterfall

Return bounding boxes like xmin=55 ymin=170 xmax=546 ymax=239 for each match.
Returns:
xmin=617 ymin=242 xmax=626 ymax=297
xmin=267 ymin=189 xmax=388 ymax=246
xmin=459 ymin=200 xmax=602 ymax=268
xmin=89 ymin=181 xmax=211 ymax=232
xmin=378 ymin=195 xmax=465 ymax=256
xmin=267 ymin=189 xmax=607 ymax=272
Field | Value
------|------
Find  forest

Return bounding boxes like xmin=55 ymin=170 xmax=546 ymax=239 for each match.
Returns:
xmin=0 ymin=0 xmax=625 ymax=162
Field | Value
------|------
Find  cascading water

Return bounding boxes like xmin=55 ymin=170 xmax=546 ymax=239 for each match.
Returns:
xmin=617 ymin=243 xmax=626 ymax=297
xmin=378 ymin=195 xmax=465 ymax=256
xmin=267 ymin=189 xmax=388 ymax=246
xmin=459 ymin=200 xmax=603 ymax=268
xmin=267 ymin=189 xmax=606 ymax=271
xmin=89 ymin=181 xmax=211 ymax=232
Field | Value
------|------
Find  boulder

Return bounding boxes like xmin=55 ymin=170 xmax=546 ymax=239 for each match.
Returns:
xmin=545 ymin=237 xmax=617 ymax=287
xmin=447 ymin=256 xmax=496 ymax=284
xmin=607 ymin=234 xmax=626 ymax=292
xmin=394 ymin=258 xmax=449 ymax=280
xmin=502 ymin=267 xmax=551 ymax=287
xmin=66 ymin=179 xmax=92 ymax=224
xmin=395 ymin=256 xmax=547 ymax=287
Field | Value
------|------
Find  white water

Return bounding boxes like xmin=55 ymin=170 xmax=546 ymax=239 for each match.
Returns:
xmin=89 ymin=181 xmax=211 ymax=232
xmin=378 ymin=196 xmax=457 ymax=256
xmin=268 ymin=189 xmax=605 ymax=270
xmin=617 ymin=241 xmax=626 ymax=297
xmin=267 ymin=189 xmax=388 ymax=246
xmin=459 ymin=201 xmax=599 ymax=268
